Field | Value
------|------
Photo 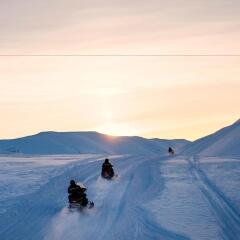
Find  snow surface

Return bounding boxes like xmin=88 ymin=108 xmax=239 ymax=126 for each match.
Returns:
xmin=1 ymin=154 xmax=240 ymax=240
xmin=181 ymin=120 xmax=240 ymax=157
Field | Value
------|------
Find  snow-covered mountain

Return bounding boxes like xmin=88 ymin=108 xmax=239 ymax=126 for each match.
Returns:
xmin=0 ymin=131 xmax=189 ymax=155
xmin=1 ymin=119 xmax=239 ymax=156
xmin=181 ymin=119 xmax=240 ymax=157
xmin=1 ymin=122 xmax=240 ymax=240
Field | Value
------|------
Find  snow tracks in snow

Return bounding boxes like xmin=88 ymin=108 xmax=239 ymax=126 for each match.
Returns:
xmin=188 ymin=156 xmax=240 ymax=240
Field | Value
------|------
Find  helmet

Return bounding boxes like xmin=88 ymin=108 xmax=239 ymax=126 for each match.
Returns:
xmin=70 ymin=179 xmax=75 ymax=185
xmin=104 ymin=158 xmax=109 ymax=163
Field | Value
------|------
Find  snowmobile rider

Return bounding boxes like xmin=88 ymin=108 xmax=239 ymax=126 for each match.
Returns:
xmin=168 ymin=147 xmax=175 ymax=155
xmin=68 ymin=180 xmax=88 ymax=206
xmin=101 ymin=158 xmax=114 ymax=179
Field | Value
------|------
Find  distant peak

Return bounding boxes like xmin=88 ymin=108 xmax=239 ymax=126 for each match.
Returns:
xmin=37 ymin=131 xmax=56 ymax=135
xmin=233 ymin=118 xmax=240 ymax=125
xmin=37 ymin=131 xmax=101 ymax=136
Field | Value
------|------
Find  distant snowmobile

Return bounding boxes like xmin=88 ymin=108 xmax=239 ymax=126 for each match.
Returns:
xmin=101 ymin=158 xmax=115 ymax=180
xmin=68 ymin=180 xmax=94 ymax=209
xmin=168 ymin=147 xmax=175 ymax=155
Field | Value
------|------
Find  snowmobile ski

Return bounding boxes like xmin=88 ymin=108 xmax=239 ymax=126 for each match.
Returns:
xmin=69 ymin=200 xmax=94 ymax=210
xmin=102 ymin=173 xmax=118 ymax=180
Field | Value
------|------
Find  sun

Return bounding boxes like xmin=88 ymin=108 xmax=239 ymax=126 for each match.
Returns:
xmin=97 ymin=123 xmax=137 ymax=136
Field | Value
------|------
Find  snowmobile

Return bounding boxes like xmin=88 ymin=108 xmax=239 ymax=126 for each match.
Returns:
xmin=101 ymin=166 xmax=118 ymax=180
xmin=168 ymin=147 xmax=175 ymax=155
xmin=68 ymin=182 xmax=94 ymax=210
xmin=101 ymin=158 xmax=116 ymax=180
xmin=101 ymin=170 xmax=115 ymax=180
xmin=69 ymin=199 xmax=94 ymax=210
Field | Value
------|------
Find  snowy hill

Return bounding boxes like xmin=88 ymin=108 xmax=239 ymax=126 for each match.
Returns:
xmin=0 ymin=122 xmax=240 ymax=240
xmin=0 ymin=131 xmax=189 ymax=155
xmin=181 ymin=119 xmax=240 ymax=157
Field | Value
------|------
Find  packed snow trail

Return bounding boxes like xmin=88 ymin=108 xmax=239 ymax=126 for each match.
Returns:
xmin=187 ymin=156 xmax=240 ymax=240
xmin=45 ymin=155 xmax=189 ymax=240
xmin=1 ymin=154 xmax=240 ymax=240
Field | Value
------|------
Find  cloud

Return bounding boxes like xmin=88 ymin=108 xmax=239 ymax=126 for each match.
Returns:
xmin=0 ymin=0 xmax=239 ymax=54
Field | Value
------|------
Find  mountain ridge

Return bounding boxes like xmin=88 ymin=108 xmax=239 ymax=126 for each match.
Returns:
xmin=0 ymin=131 xmax=190 ymax=155
xmin=1 ymin=118 xmax=239 ymax=156
xmin=181 ymin=119 xmax=240 ymax=156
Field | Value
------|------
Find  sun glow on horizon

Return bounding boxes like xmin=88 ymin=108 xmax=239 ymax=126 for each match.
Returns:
xmin=96 ymin=122 xmax=139 ymax=137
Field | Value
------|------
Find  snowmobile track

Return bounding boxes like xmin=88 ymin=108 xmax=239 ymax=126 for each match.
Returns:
xmin=188 ymin=156 xmax=240 ymax=240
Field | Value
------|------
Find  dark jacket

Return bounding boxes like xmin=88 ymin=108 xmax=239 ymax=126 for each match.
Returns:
xmin=168 ymin=147 xmax=174 ymax=154
xmin=101 ymin=162 xmax=114 ymax=178
xmin=102 ymin=162 xmax=113 ymax=172
xmin=68 ymin=183 xmax=86 ymax=197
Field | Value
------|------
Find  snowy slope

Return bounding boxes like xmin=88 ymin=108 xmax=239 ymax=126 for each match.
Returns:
xmin=181 ymin=119 xmax=240 ymax=157
xmin=149 ymin=138 xmax=189 ymax=152
xmin=0 ymin=154 xmax=239 ymax=240
xmin=0 ymin=131 xmax=189 ymax=155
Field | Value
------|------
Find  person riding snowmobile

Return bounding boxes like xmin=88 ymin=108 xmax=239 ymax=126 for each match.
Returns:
xmin=168 ymin=147 xmax=175 ymax=155
xmin=68 ymin=180 xmax=88 ymax=206
xmin=101 ymin=158 xmax=114 ymax=179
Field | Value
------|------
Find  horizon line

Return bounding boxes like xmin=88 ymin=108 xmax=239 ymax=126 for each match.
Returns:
xmin=0 ymin=130 xmax=191 ymax=142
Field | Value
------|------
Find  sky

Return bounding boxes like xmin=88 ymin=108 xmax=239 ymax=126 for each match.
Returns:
xmin=0 ymin=0 xmax=240 ymax=140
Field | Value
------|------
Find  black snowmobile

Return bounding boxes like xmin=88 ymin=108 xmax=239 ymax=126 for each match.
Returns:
xmin=101 ymin=159 xmax=115 ymax=180
xmin=68 ymin=180 xmax=94 ymax=209
xmin=168 ymin=147 xmax=175 ymax=155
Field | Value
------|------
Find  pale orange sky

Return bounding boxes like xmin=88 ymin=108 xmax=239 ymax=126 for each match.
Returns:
xmin=0 ymin=0 xmax=240 ymax=140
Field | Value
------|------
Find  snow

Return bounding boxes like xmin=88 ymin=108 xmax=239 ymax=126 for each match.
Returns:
xmin=1 ymin=120 xmax=240 ymax=239
xmin=181 ymin=120 xmax=240 ymax=157
xmin=0 ymin=131 xmax=190 ymax=155
xmin=0 ymin=154 xmax=240 ymax=240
